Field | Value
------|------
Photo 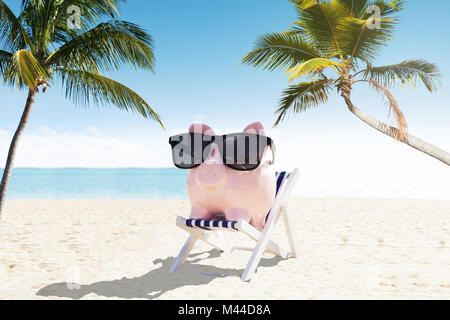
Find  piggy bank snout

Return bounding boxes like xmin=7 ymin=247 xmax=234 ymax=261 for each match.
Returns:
xmin=195 ymin=161 xmax=227 ymax=189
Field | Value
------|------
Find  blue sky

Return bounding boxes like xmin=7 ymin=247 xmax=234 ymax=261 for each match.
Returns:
xmin=0 ymin=0 xmax=449 ymax=198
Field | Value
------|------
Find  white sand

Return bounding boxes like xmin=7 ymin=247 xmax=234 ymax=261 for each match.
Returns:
xmin=0 ymin=197 xmax=449 ymax=300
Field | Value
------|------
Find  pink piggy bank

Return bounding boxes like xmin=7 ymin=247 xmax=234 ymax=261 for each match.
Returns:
xmin=186 ymin=122 xmax=276 ymax=230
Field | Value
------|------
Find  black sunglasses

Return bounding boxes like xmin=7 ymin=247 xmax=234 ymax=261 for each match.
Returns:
xmin=169 ymin=132 xmax=276 ymax=171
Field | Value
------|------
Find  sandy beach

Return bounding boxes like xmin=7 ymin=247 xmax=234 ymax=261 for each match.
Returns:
xmin=0 ymin=197 xmax=449 ymax=300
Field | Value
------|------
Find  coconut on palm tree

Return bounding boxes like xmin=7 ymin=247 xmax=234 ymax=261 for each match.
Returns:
xmin=242 ymin=0 xmax=450 ymax=165
xmin=0 ymin=0 xmax=163 ymax=217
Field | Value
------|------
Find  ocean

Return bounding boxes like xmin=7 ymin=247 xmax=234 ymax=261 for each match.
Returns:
xmin=3 ymin=168 xmax=189 ymax=200
xmin=2 ymin=167 xmax=449 ymax=200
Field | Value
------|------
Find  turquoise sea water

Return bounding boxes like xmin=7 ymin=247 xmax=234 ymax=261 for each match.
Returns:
xmin=2 ymin=168 xmax=188 ymax=200
xmin=2 ymin=167 xmax=449 ymax=200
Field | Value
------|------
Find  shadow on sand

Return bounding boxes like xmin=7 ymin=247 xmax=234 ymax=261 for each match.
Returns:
xmin=36 ymin=250 xmax=284 ymax=299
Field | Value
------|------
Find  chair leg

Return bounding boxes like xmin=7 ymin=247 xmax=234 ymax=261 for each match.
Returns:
xmin=169 ymin=235 xmax=198 ymax=274
xmin=282 ymin=206 xmax=299 ymax=258
xmin=237 ymin=219 xmax=288 ymax=258
xmin=241 ymin=217 xmax=278 ymax=282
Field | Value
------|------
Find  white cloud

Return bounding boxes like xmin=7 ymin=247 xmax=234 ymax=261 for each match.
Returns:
xmin=87 ymin=126 xmax=100 ymax=134
xmin=39 ymin=126 xmax=57 ymax=135
xmin=0 ymin=127 xmax=171 ymax=168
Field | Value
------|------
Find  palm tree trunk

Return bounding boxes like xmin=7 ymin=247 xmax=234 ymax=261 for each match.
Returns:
xmin=0 ymin=88 xmax=38 ymax=218
xmin=341 ymin=91 xmax=450 ymax=166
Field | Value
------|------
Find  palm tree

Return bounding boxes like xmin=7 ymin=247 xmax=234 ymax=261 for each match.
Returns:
xmin=242 ymin=0 xmax=450 ymax=166
xmin=0 ymin=0 xmax=163 ymax=217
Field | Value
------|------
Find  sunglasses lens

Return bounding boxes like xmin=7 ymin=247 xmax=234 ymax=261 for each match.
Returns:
xmin=169 ymin=133 xmax=203 ymax=169
xmin=223 ymin=134 xmax=268 ymax=171
xmin=170 ymin=132 xmax=273 ymax=171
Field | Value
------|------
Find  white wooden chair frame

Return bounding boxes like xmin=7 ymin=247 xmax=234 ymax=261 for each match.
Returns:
xmin=169 ymin=169 xmax=300 ymax=281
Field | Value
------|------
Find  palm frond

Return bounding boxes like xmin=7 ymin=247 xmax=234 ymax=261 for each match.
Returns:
xmin=19 ymin=0 xmax=64 ymax=56
xmin=336 ymin=17 xmax=396 ymax=63
xmin=18 ymin=0 xmax=124 ymax=56
xmin=0 ymin=0 xmax=32 ymax=51
xmin=369 ymin=80 xmax=407 ymax=141
xmin=59 ymin=0 xmax=122 ymax=21
xmin=46 ymin=20 xmax=154 ymax=73
xmin=357 ymin=60 xmax=441 ymax=92
xmin=337 ymin=0 xmax=405 ymax=19
xmin=4 ymin=49 xmax=50 ymax=88
xmin=21 ymin=0 xmax=121 ymax=17
xmin=0 ymin=1 xmax=162 ymax=126
xmin=337 ymin=0 xmax=371 ymax=18
xmin=57 ymin=68 xmax=163 ymax=127
xmin=274 ymin=79 xmax=335 ymax=126
xmin=290 ymin=0 xmax=350 ymax=57
xmin=369 ymin=0 xmax=406 ymax=18
xmin=0 ymin=49 xmax=12 ymax=74
xmin=286 ymin=57 xmax=342 ymax=81
xmin=21 ymin=0 xmax=121 ymax=32
xmin=241 ymin=32 xmax=319 ymax=71
xmin=336 ymin=1 xmax=404 ymax=63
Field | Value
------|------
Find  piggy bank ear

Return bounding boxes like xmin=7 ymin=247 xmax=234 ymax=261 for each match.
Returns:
xmin=243 ymin=122 xmax=266 ymax=136
xmin=189 ymin=123 xmax=215 ymax=135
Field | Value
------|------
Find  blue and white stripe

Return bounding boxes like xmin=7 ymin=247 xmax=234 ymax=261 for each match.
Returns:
xmin=186 ymin=219 xmax=238 ymax=230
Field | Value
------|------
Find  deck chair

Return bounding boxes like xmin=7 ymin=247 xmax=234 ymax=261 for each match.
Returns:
xmin=169 ymin=168 xmax=300 ymax=281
